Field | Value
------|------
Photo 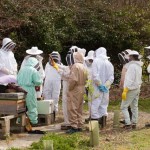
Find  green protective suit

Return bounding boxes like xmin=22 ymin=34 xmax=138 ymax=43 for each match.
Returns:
xmin=17 ymin=57 xmax=42 ymax=124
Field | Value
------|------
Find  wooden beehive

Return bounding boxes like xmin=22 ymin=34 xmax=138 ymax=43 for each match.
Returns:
xmin=0 ymin=99 xmax=26 ymax=115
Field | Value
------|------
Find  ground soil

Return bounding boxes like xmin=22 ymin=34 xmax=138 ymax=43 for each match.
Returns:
xmin=0 ymin=111 xmax=150 ymax=150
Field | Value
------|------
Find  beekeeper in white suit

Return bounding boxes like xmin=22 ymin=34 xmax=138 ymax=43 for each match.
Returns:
xmin=21 ymin=47 xmax=45 ymax=98
xmin=0 ymin=38 xmax=17 ymax=77
xmin=85 ymin=50 xmax=94 ymax=79
xmin=58 ymin=52 xmax=75 ymax=130
xmin=91 ymin=47 xmax=114 ymax=128
xmin=121 ymin=51 xmax=142 ymax=129
xmin=84 ymin=50 xmax=94 ymax=122
xmin=43 ymin=51 xmax=61 ymax=120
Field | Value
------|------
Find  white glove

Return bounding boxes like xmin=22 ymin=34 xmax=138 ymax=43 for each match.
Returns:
xmin=105 ymin=80 xmax=112 ymax=89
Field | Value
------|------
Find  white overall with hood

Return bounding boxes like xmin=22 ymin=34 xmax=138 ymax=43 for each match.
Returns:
xmin=0 ymin=38 xmax=17 ymax=78
xmin=43 ymin=62 xmax=61 ymax=112
xmin=121 ymin=61 xmax=142 ymax=125
xmin=58 ymin=64 xmax=70 ymax=125
xmin=91 ymin=47 xmax=114 ymax=119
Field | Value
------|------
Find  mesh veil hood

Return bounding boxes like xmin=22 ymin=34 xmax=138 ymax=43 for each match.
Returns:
xmin=1 ymin=38 xmax=16 ymax=51
xmin=25 ymin=57 xmax=39 ymax=68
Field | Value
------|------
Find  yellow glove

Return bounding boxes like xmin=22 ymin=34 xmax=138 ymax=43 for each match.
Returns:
xmin=122 ymin=87 xmax=128 ymax=101
xmin=49 ymin=55 xmax=59 ymax=71
xmin=53 ymin=62 xmax=59 ymax=71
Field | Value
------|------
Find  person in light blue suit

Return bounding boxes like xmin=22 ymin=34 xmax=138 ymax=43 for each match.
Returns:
xmin=17 ymin=57 xmax=42 ymax=125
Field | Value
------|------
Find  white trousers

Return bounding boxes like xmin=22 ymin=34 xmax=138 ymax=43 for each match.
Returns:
xmin=121 ymin=88 xmax=140 ymax=125
xmin=43 ymin=80 xmax=61 ymax=112
xmin=91 ymin=92 xmax=109 ymax=119
xmin=62 ymin=81 xmax=70 ymax=125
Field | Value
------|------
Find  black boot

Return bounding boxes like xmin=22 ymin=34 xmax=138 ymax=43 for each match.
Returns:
xmin=53 ymin=111 xmax=56 ymax=122
xmin=101 ymin=116 xmax=107 ymax=129
xmin=85 ymin=117 xmax=91 ymax=123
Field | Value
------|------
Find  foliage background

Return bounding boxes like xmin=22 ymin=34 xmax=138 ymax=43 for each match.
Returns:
xmin=0 ymin=0 xmax=150 ymax=69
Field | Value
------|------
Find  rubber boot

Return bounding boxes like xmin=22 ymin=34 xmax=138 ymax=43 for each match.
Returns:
xmin=85 ymin=116 xmax=91 ymax=123
xmin=98 ymin=117 xmax=102 ymax=128
xmin=101 ymin=116 xmax=107 ymax=129
xmin=53 ymin=111 xmax=56 ymax=122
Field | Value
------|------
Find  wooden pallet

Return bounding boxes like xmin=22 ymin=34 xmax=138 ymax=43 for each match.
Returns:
xmin=38 ymin=114 xmax=54 ymax=126
xmin=0 ymin=113 xmax=26 ymax=139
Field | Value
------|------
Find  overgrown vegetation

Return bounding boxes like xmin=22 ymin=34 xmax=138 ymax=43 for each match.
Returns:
xmin=1 ymin=0 xmax=150 ymax=65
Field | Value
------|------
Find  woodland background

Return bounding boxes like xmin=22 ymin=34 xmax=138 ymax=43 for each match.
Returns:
xmin=0 ymin=0 xmax=150 ymax=72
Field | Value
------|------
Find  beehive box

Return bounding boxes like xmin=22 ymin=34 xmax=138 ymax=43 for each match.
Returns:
xmin=0 ymin=99 xmax=26 ymax=115
xmin=0 ymin=93 xmax=25 ymax=100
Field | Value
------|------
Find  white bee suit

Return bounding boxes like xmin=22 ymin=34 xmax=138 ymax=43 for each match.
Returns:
xmin=0 ymin=38 xmax=17 ymax=77
xmin=121 ymin=60 xmax=142 ymax=125
xmin=43 ymin=62 xmax=61 ymax=112
xmin=58 ymin=64 xmax=70 ymax=125
xmin=85 ymin=50 xmax=94 ymax=116
xmin=91 ymin=47 xmax=114 ymax=119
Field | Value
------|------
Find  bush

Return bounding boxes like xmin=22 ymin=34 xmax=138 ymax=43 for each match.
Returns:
xmin=1 ymin=0 xmax=150 ymax=66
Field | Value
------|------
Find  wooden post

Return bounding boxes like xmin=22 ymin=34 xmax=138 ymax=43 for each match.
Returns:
xmin=43 ymin=140 xmax=53 ymax=150
xmin=113 ymin=110 xmax=120 ymax=129
xmin=89 ymin=120 xmax=99 ymax=147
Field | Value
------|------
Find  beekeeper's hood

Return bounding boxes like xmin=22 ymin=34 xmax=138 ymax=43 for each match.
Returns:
xmin=85 ymin=50 xmax=94 ymax=60
xmin=95 ymin=47 xmax=109 ymax=59
xmin=129 ymin=50 xmax=142 ymax=59
xmin=78 ymin=48 xmax=86 ymax=57
xmin=66 ymin=52 xmax=74 ymax=66
xmin=1 ymin=38 xmax=16 ymax=51
xmin=50 ymin=51 xmax=61 ymax=64
xmin=25 ymin=57 xmax=40 ymax=70
xmin=70 ymin=46 xmax=78 ymax=53
xmin=73 ymin=52 xmax=84 ymax=64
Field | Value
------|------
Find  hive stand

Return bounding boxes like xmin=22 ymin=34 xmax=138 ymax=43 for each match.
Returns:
xmin=38 ymin=113 xmax=55 ymax=126
xmin=0 ymin=113 xmax=26 ymax=139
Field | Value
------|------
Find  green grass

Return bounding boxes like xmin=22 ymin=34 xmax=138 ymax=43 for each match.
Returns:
xmin=108 ymin=98 xmax=150 ymax=113
xmin=84 ymin=98 xmax=150 ymax=113
xmin=28 ymin=133 xmax=90 ymax=150
xmin=10 ymin=128 xmax=150 ymax=150
xmin=9 ymin=99 xmax=150 ymax=150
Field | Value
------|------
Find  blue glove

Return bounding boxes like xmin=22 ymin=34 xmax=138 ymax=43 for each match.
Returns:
xmin=98 ymin=85 xmax=108 ymax=93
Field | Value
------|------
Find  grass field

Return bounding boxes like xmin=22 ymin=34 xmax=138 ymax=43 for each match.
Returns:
xmin=10 ymin=99 xmax=150 ymax=150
